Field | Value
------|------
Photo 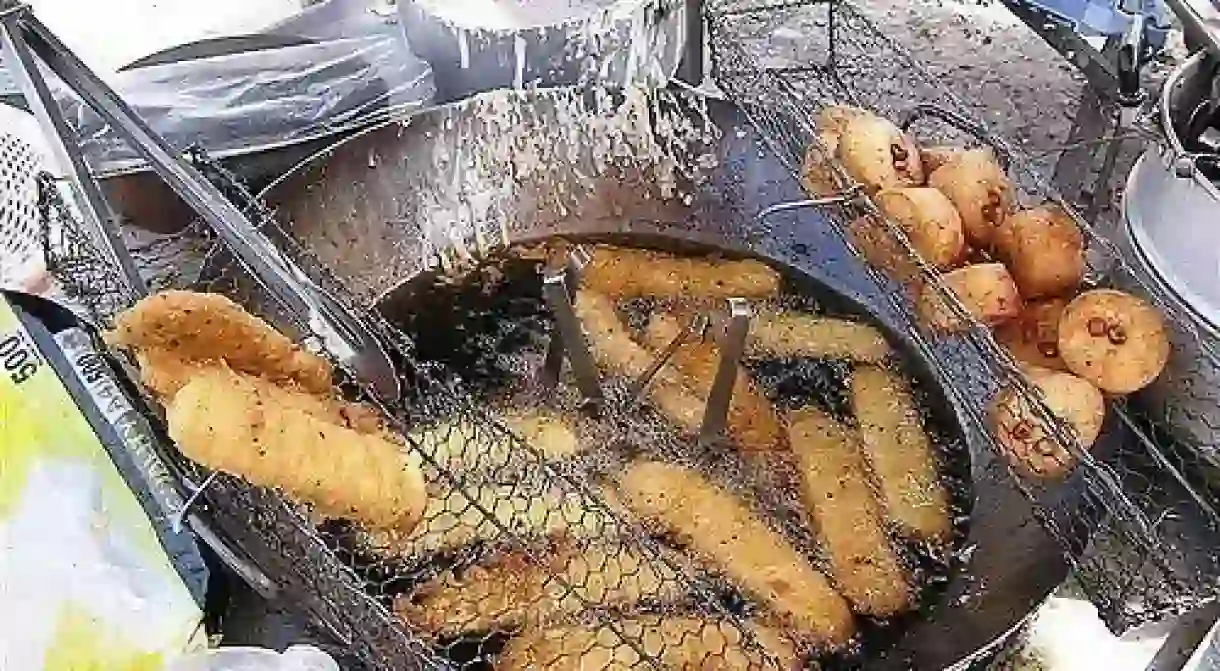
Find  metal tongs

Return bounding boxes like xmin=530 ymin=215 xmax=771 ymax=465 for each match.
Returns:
xmin=0 ymin=2 xmax=400 ymax=403
xmin=540 ymin=246 xmax=753 ymax=445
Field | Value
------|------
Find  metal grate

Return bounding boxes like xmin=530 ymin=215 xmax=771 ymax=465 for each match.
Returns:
xmin=707 ymin=0 xmax=1220 ymax=633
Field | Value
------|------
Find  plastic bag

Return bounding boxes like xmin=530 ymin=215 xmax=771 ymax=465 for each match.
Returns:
xmin=61 ymin=30 xmax=435 ymax=173
xmin=165 ymin=645 xmax=340 ymax=671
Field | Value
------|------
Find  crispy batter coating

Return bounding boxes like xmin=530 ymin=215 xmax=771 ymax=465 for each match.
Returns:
xmin=396 ymin=542 xmax=686 ymax=638
xmin=375 ymin=481 xmax=622 ymax=558
xmin=417 ymin=413 xmax=584 ymax=478
xmin=499 ymin=615 xmax=803 ymax=670
xmin=574 ymin=290 xmax=705 ymax=434
xmin=788 ymin=408 xmax=910 ymax=616
xmin=109 ymin=290 xmax=332 ymax=394
xmin=619 ymin=461 xmax=855 ymax=646
xmin=582 ymin=246 xmax=782 ymax=301
xmin=849 ymin=366 xmax=952 ymax=542
xmin=644 ymin=314 xmax=785 ymax=452
xmin=137 ymin=346 xmax=383 ymax=434
xmin=166 ymin=364 xmax=425 ymax=534
xmin=748 ymin=312 xmax=892 ymax=364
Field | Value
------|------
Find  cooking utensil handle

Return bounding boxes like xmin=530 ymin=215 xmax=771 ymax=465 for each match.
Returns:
xmin=0 ymin=14 xmax=146 ymax=297
xmin=901 ymin=103 xmax=1016 ymax=170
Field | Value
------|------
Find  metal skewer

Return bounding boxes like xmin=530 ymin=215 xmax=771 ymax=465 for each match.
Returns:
xmin=630 ymin=313 xmax=710 ymax=403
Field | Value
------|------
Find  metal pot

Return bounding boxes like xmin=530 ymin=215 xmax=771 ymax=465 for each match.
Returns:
xmin=399 ymin=0 xmax=686 ymax=103
xmin=1117 ymin=50 xmax=1220 ymax=464
xmin=256 ymin=87 xmax=1070 ymax=670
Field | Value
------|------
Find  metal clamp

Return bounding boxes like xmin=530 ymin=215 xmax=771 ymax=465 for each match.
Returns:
xmin=699 ymin=298 xmax=751 ymax=445
xmin=541 ymin=266 xmax=603 ymax=405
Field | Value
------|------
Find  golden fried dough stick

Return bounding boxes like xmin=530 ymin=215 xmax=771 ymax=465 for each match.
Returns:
xmin=644 ymin=314 xmax=785 ymax=453
xmin=788 ymin=408 xmax=910 ymax=616
xmin=499 ymin=615 xmax=802 ymax=670
xmin=374 ymin=481 xmax=622 ymax=558
xmin=574 ymin=290 xmax=705 ymax=434
xmin=136 ymin=346 xmax=384 ymax=434
xmin=396 ymin=542 xmax=686 ymax=638
xmin=849 ymin=366 xmax=952 ymax=542
xmin=582 ymin=245 xmax=782 ymax=301
xmin=416 ymin=413 xmax=584 ymax=478
xmin=167 ymin=364 xmax=425 ymax=534
xmin=619 ymin=461 xmax=855 ymax=646
xmin=109 ymin=290 xmax=332 ymax=394
xmin=747 ymin=311 xmax=892 ymax=364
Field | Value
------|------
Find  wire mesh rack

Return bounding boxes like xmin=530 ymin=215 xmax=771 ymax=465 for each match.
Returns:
xmin=13 ymin=1 xmax=1220 ymax=670
xmin=706 ymin=0 xmax=1220 ymax=633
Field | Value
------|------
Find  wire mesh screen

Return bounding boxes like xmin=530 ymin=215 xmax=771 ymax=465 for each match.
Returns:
xmin=707 ymin=0 xmax=1220 ymax=632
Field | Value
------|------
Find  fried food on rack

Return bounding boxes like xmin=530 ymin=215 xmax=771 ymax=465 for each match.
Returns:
xmin=396 ymin=541 xmax=686 ymax=638
xmin=618 ymin=461 xmax=855 ymax=646
xmin=995 ymin=299 xmax=1070 ymax=372
xmin=109 ymin=290 xmax=333 ymax=394
xmin=993 ymin=205 xmax=1086 ymax=300
xmin=927 ymin=148 xmax=1014 ymax=248
xmin=745 ymin=310 xmax=892 ymax=364
xmin=1057 ymin=289 xmax=1171 ymax=395
xmin=788 ymin=408 xmax=911 ymax=616
xmin=375 ymin=481 xmax=622 ymax=559
xmin=919 ymin=145 xmax=966 ymax=176
xmin=989 ymin=365 xmax=1106 ymax=479
xmin=166 ymin=364 xmax=425 ymax=534
xmin=136 ymin=346 xmax=384 ymax=434
xmin=917 ymin=263 xmax=1022 ymax=333
xmin=574 ymin=289 xmax=706 ymax=434
xmin=644 ymin=314 xmax=785 ymax=453
xmin=498 ymin=615 xmax=802 ymax=670
xmin=850 ymin=366 xmax=952 ymax=543
xmin=847 ymin=214 xmax=923 ymax=287
xmin=874 ymin=187 xmax=966 ymax=270
xmin=415 ymin=412 xmax=584 ymax=479
xmin=581 ymin=246 xmax=782 ymax=302
xmin=837 ymin=114 xmax=924 ymax=193
xmin=801 ymin=105 xmax=871 ymax=198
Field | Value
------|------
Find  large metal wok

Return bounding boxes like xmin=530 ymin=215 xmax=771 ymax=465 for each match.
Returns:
xmin=254 ymin=88 xmax=1071 ymax=669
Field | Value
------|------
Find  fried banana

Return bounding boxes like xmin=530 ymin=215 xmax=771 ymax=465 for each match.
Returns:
xmin=788 ymin=408 xmax=910 ymax=616
xmin=644 ymin=314 xmax=784 ymax=452
xmin=166 ymin=364 xmax=425 ymax=534
xmin=396 ymin=542 xmax=686 ymax=638
xmin=109 ymin=290 xmax=332 ymax=394
xmin=582 ymin=245 xmax=782 ymax=301
xmin=499 ymin=615 xmax=802 ymax=670
xmin=619 ymin=461 xmax=855 ymax=646
xmin=375 ymin=481 xmax=622 ymax=558
xmin=849 ymin=366 xmax=952 ymax=543
xmin=748 ymin=311 xmax=892 ymax=364
xmin=416 ymin=412 xmax=584 ymax=478
xmin=574 ymin=290 xmax=705 ymax=434
xmin=137 ymin=346 xmax=384 ymax=434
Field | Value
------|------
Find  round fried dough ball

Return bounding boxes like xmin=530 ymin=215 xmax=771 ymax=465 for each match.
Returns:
xmin=928 ymin=148 xmax=1014 ymax=248
xmin=801 ymin=132 xmax=844 ymax=198
xmin=917 ymin=263 xmax=1021 ymax=333
xmin=993 ymin=205 xmax=1085 ymax=299
xmin=989 ymin=366 xmax=1106 ymax=479
xmin=837 ymin=115 xmax=924 ymax=193
xmin=875 ymin=187 xmax=966 ymax=269
xmin=920 ymin=145 xmax=966 ymax=177
xmin=995 ymin=298 xmax=1069 ymax=372
xmin=1057 ymin=289 xmax=1171 ymax=394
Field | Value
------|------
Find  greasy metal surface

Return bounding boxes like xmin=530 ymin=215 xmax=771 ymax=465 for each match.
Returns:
xmin=260 ymin=91 xmax=1070 ymax=670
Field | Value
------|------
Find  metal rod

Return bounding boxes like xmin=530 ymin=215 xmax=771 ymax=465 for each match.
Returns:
xmin=541 ymin=250 xmax=591 ymax=390
xmin=187 ymin=513 xmax=279 ymax=600
xmin=1145 ymin=601 xmax=1220 ymax=671
xmin=677 ymin=0 xmax=705 ymax=85
xmin=699 ymin=298 xmax=750 ymax=444
xmin=542 ymin=272 xmax=603 ymax=403
xmin=757 ymin=192 xmax=859 ymax=220
xmin=0 ymin=12 xmax=146 ymax=296
xmin=630 ymin=313 xmax=709 ymax=402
